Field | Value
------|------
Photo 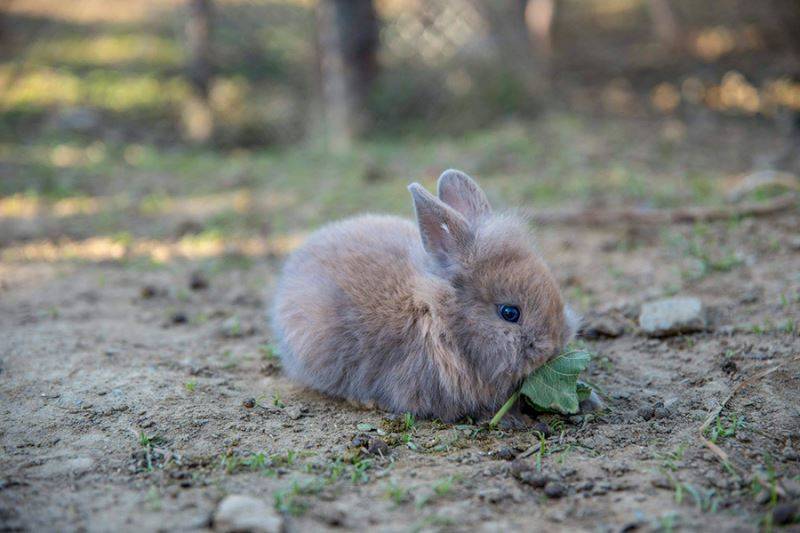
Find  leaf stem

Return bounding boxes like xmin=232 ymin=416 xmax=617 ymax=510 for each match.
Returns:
xmin=489 ymin=392 xmax=519 ymax=428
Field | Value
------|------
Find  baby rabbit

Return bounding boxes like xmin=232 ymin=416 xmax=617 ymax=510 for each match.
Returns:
xmin=271 ymin=170 xmax=577 ymax=422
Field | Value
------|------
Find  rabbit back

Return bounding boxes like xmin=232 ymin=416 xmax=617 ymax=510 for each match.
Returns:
xmin=272 ymin=214 xmax=438 ymax=410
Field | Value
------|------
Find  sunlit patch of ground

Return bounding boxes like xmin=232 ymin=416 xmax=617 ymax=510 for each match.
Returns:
xmin=0 ymin=232 xmax=305 ymax=264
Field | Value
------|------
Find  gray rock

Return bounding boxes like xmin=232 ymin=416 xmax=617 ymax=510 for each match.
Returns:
xmin=478 ymin=487 xmax=511 ymax=503
xmin=367 ymin=437 xmax=390 ymax=457
xmin=783 ymin=478 xmax=800 ymax=498
xmin=543 ymin=482 xmax=566 ymax=498
xmin=519 ymin=471 xmax=549 ymax=488
xmin=214 ymin=494 xmax=283 ymax=533
xmin=772 ymin=502 xmax=798 ymax=526
xmin=638 ymin=297 xmax=706 ymax=337
xmin=579 ymin=390 xmax=605 ymax=414
xmin=285 ymin=405 xmax=308 ymax=420
xmin=581 ymin=313 xmax=625 ymax=339
xmin=219 ymin=316 xmax=245 ymax=338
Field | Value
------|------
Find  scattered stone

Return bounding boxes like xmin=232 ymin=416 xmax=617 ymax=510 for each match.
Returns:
xmin=367 ymin=437 xmax=390 ymax=457
xmin=170 ymin=311 xmax=188 ymax=325
xmin=219 ymin=316 xmax=254 ymax=338
xmin=721 ymin=359 xmax=738 ymax=374
xmin=579 ymin=390 xmax=606 ymax=414
xmin=651 ymin=475 xmax=673 ymax=490
xmin=783 ymin=478 xmax=800 ymax=498
xmin=637 ymin=406 xmax=655 ymax=421
xmin=285 ymin=406 xmax=305 ymax=420
xmin=755 ymin=489 xmax=772 ymax=505
xmin=312 ymin=503 xmax=347 ymax=527
xmin=519 ymin=472 xmax=549 ymax=488
xmin=531 ymin=422 xmax=551 ymax=438
xmin=739 ymin=288 xmax=761 ymax=304
xmin=544 ymin=482 xmax=566 ymax=499
xmin=242 ymin=398 xmax=256 ymax=409
xmin=772 ymin=502 xmax=798 ymax=526
xmin=213 ymin=494 xmax=283 ymax=533
xmin=189 ymin=271 xmax=209 ymax=291
xmin=652 ymin=402 xmax=671 ymax=419
xmin=509 ymin=459 xmax=533 ymax=478
xmin=478 ymin=488 xmax=511 ymax=503
xmin=638 ymin=297 xmax=706 ymax=337
xmin=232 ymin=292 xmax=263 ymax=307
xmin=620 ymin=519 xmax=644 ymax=532
xmin=783 ymin=446 xmax=799 ymax=462
xmin=261 ymin=360 xmax=281 ymax=376
xmin=581 ymin=313 xmax=625 ymax=339
xmin=493 ymin=447 xmax=517 ymax=461
xmin=140 ymin=284 xmax=165 ymax=299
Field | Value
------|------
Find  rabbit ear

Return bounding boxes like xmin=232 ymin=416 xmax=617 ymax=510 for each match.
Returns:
xmin=409 ymin=183 xmax=473 ymax=265
xmin=437 ymin=169 xmax=492 ymax=221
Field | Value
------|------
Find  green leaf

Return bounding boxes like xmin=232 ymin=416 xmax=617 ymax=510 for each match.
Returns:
xmin=519 ymin=350 xmax=591 ymax=415
xmin=356 ymin=423 xmax=375 ymax=432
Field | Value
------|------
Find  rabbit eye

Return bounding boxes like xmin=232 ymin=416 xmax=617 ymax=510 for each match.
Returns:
xmin=497 ymin=304 xmax=520 ymax=323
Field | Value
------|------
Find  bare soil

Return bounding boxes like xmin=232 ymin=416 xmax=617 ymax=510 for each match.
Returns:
xmin=1 ymin=208 xmax=798 ymax=532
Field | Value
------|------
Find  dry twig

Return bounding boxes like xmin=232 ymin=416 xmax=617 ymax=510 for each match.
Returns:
xmin=698 ymin=355 xmax=800 ymax=497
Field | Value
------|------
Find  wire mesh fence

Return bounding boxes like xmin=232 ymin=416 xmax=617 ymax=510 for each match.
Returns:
xmin=1 ymin=0 xmax=799 ymax=149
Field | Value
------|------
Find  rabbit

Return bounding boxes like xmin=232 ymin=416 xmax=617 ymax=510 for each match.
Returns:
xmin=271 ymin=169 xmax=578 ymax=422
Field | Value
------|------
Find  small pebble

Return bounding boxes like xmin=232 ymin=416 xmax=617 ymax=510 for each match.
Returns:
xmin=189 ymin=271 xmax=209 ymax=291
xmin=509 ymin=458 xmax=534 ymax=478
xmin=783 ymin=446 xmax=799 ymax=461
xmin=286 ymin=406 xmax=304 ymax=420
xmin=171 ymin=311 xmax=188 ymax=324
xmin=493 ymin=447 xmax=517 ymax=461
xmin=531 ymin=422 xmax=552 ymax=438
xmin=520 ymin=472 xmax=549 ymax=488
xmin=140 ymin=285 xmax=163 ymax=299
xmin=651 ymin=476 xmax=673 ymax=490
xmin=782 ymin=478 xmax=800 ymax=498
xmin=544 ymin=482 xmax=566 ymax=499
xmin=351 ymin=434 xmax=369 ymax=448
xmin=637 ymin=406 xmax=655 ymax=421
xmin=367 ymin=437 xmax=390 ymax=457
xmin=772 ymin=502 xmax=798 ymax=526
xmin=242 ymin=398 xmax=256 ymax=409
xmin=581 ymin=314 xmax=625 ymax=339
xmin=653 ymin=406 xmax=671 ymax=419
xmin=638 ymin=296 xmax=706 ymax=337
xmin=214 ymin=494 xmax=282 ymax=533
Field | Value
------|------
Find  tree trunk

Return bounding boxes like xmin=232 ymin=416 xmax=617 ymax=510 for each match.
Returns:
xmin=769 ymin=0 xmax=800 ymax=55
xmin=647 ymin=0 xmax=681 ymax=50
xmin=183 ymin=0 xmax=214 ymax=144
xmin=523 ymin=0 xmax=555 ymax=60
xmin=479 ymin=0 xmax=549 ymax=96
xmin=316 ymin=0 xmax=379 ymax=151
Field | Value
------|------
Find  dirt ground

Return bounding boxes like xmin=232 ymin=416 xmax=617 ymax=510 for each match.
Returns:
xmin=1 ymin=200 xmax=798 ymax=532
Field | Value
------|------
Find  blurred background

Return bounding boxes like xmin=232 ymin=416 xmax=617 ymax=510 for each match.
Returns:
xmin=1 ymin=0 xmax=799 ymax=265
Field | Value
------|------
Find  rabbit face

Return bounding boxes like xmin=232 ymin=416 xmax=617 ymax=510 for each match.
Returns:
xmin=448 ymin=218 xmax=577 ymax=390
xmin=410 ymin=170 xmax=578 ymax=407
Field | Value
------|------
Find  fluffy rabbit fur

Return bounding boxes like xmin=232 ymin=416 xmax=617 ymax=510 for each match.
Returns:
xmin=271 ymin=170 xmax=577 ymax=421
